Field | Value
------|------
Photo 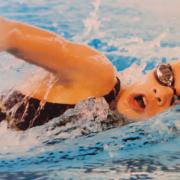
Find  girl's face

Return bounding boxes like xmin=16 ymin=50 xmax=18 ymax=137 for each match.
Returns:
xmin=116 ymin=62 xmax=179 ymax=121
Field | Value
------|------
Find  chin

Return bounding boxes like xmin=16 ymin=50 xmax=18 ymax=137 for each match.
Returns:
xmin=117 ymin=108 xmax=148 ymax=122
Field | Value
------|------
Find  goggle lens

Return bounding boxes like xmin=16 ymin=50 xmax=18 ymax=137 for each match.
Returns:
xmin=155 ymin=63 xmax=179 ymax=106
xmin=155 ymin=63 xmax=174 ymax=87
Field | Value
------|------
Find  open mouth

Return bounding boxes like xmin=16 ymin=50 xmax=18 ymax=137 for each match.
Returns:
xmin=129 ymin=94 xmax=147 ymax=112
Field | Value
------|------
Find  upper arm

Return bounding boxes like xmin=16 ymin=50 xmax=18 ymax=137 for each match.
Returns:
xmin=57 ymin=42 xmax=117 ymax=96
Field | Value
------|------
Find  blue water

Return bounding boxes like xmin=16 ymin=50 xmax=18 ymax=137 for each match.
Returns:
xmin=0 ymin=0 xmax=180 ymax=179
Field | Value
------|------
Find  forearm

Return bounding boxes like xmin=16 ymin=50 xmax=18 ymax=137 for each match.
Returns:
xmin=4 ymin=18 xmax=68 ymax=73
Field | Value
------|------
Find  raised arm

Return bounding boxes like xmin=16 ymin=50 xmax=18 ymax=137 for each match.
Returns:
xmin=0 ymin=17 xmax=116 ymax=99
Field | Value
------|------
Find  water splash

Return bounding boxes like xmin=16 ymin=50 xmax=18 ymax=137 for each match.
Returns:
xmin=74 ymin=0 xmax=104 ymax=42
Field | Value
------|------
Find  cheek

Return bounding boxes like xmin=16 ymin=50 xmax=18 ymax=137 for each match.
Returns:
xmin=116 ymin=97 xmax=125 ymax=113
xmin=116 ymin=94 xmax=131 ymax=115
xmin=146 ymin=100 xmax=170 ymax=116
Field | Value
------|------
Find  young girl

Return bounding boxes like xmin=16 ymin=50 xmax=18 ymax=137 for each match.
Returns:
xmin=0 ymin=18 xmax=179 ymax=130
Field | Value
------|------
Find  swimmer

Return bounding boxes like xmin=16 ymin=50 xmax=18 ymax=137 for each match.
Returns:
xmin=0 ymin=17 xmax=179 ymax=130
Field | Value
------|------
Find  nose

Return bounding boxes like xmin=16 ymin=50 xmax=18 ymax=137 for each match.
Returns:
xmin=152 ymin=87 xmax=170 ymax=106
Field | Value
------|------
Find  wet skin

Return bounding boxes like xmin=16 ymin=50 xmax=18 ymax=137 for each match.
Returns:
xmin=0 ymin=17 xmax=179 ymax=121
xmin=0 ymin=18 xmax=116 ymax=104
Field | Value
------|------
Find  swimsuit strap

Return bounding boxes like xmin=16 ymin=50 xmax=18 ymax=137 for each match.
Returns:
xmin=104 ymin=77 xmax=121 ymax=104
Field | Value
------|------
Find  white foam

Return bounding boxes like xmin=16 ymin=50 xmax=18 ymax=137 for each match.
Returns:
xmin=117 ymin=64 xmax=144 ymax=87
xmin=74 ymin=0 xmax=104 ymax=42
xmin=0 ymin=121 xmax=40 ymax=157
xmin=106 ymin=32 xmax=180 ymax=67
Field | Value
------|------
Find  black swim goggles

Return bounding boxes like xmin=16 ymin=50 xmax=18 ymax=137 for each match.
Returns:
xmin=154 ymin=63 xmax=179 ymax=105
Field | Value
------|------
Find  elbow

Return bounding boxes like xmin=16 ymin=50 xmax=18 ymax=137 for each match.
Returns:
xmin=100 ymin=64 xmax=117 ymax=95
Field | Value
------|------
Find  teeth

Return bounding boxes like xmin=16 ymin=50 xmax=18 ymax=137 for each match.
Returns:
xmin=143 ymin=96 xmax=147 ymax=106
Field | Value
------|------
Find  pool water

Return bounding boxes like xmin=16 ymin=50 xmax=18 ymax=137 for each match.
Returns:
xmin=0 ymin=0 xmax=180 ymax=179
